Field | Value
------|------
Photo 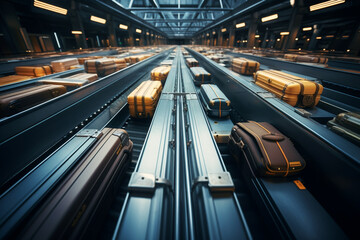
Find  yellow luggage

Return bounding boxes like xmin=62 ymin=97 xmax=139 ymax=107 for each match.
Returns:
xmin=232 ymin=58 xmax=260 ymax=75
xmin=186 ymin=58 xmax=199 ymax=68
xmin=254 ymin=70 xmax=323 ymax=108
xmin=128 ymin=81 xmax=162 ymax=118
xmin=15 ymin=66 xmax=53 ymax=77
xmin=67 ymin=73 xmax=98 ymax=82
xmin=113 ymin=58 xmax=127 ymax=70
xmin=150 ymin=66 xmax=171 ymax=82
xmin=0 ymin=75 xmax=33 ymax=86
xmin=84 ymin=59 xmax=117 ymax=77
xmin=51 ymin=58 xmax=79 ymax=72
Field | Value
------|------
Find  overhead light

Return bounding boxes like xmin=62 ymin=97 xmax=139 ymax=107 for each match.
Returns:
xmin=151 ymin=33 xmax=154 ymax=36
xmin=347 ymin=49 xmax=350 ymax=52
xmin=323 ymin=48 xmax=326 ymax=51
xmin=236 ymin=22 xmax=246 ymax=28
xmin=342 ymin=35 xmax=349 ymax=38
xmin=221 ymin=28 xmax=227 ymax=32
xmin=277 ymin=38 xmax=280 ymax=41
xmin=266 ymin=39 xmax=269 ymax=42
xmin=280 ymin=32 xmax=289 ymax=35
xmin=136 ymin=29 xmax=142 ymax=33
xmin=310 ymin=0 xmax=345 ymax=12
xmin=206 ymin=33 xmax=209 ymax=36
xmin=326 ymin=35 xmax=334 ymax=38
xmin=316 ymin=36 xmax=322 ymax=39
xmin=303 ymin=27 xmax=312 ymax=31
xmin=307 ymin=38 xmax=310 ymax=41
xmin=261 ymin=14 xmax=278 ymax=22
xmin=255 ymin=35 xmax=260 ymax=38
xmin=34 ymin=0 xmax=67 ymax=15
xmin=213 ymin=31 xmax=216 ymax=35
xmin=90 ymin=15 xmax=106 ymax=24
xmin=136 ymin=38 xmax=140 ymax=41
xmin=72 ymin=31 xmax=82 ymax=34
xmin=146 ymin=32 xmax=149 ymax=35
xmin=119 ymin=24 xmax=128 ymax=30
xmin=299 ymin=48 xmax=301 ymax=50
xmin=295 ymin=38 xmax=299 ymax=40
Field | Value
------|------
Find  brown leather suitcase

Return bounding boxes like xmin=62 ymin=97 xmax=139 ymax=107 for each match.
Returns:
xmin=229 ymin=121 xmax=306 ymax=177
xmin=18 ymin=128 xmax=133 ymax=240
xmin=0 ymin=84 xmax=67 ymax=117
xmin=186 ymin=58 xmax=199 ymax=68
xmin=39 ymin=79 xmax=89 ymax=88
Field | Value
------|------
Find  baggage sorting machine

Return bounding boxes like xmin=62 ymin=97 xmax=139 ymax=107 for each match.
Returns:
xmin=187 ymin=47 xmax=359 ymax=238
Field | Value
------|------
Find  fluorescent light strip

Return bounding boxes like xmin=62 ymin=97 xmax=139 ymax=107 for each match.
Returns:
xmin=310 ymin=0 xmax=345 ymax=12
xmin=136 ymin=29 xmax=142 ymax=33
xmin=34 ymin=0 xmax=67 ymax=15
xmin=90 ymin=16 xmax=106 ymax=24
xmin=316 ymin=36 xmax=322 ymax=39
xmin=280 ymin=32 xmax=289 ymax=35
xmin=72 ymin=31 xmax=82 ymax=35
xmin=303 ymin=27 xmax=312 ymax=31
xmin=261 ymin=14 xmax=278 ymax=22
xmin=119 ymin=24 xmax=128 ymax=30
xmin=53 ymin=32 xmax=61 ymax=48
xmin=221 ymin=28 xmax=227 ymax=32
xmin=236 ymin=22 xmax=246 ymax=28
xmin=255 ymin=35 xmax=260 ymax=38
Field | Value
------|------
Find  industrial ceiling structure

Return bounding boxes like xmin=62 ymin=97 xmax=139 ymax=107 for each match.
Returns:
xmin=116 ymin=0 xmax=246 ymax=38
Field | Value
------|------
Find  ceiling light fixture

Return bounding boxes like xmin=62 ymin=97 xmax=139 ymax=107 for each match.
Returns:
xmin=261 ymin=14 xmax=278 ymax=22
xmin=34 ymin=0 xmax=67 ymax=15
xmin=90 ymin=16 xmax=106 ymax=24
xmin=310 ymin=0 xmax=345 ymax=12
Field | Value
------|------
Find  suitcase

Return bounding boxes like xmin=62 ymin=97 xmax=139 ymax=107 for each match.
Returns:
xmin=67 ymin=73 xmax=98 ymax=82
xmin=124 ymin=56 xmax=131 ymax=63
xmin=186 ymin=58 xmax=199 ymax=68
xmin=229 ymin=121 xmax=306 ymax=177
xmin=254 ymin=70 xmax=323 ymax=108
xmin=327 ymin=112 xmax=360 ymax=145
xmin=84 ymin=59 xmax=117 ymax=77
xmin=160 ymin=60 xmax=173 ymax=66
xmin=284 ymin=54 xmax=298 ymax=61
xmin=19 ymin=128 xmax=133 ymax=239
xmin=150 ymin=66 xmax=171 ymax=82
xmin=15 ymin=65 xmax=53 ymax=77
xmin=190 ymin=67 xmax=211 ymax=86
xmin=0 ymin=84 xmax=67 ymax=117
xmin=0 ymin=75 xmax=33 ymax=86
xmin=128 ymin=80 xmax=162 ymax=118
xmin=69 ymin=65 xmax=82 ymax=70
xmin=296 ymin=55 xmax=328 ymax=64
xmin=113 ymin=58 xmax=127 ymax=70
xmin=199 ymin=84 xmax=231 ymax=118
xmin=78 ymin=56 xmax=102 ymax=65
xmin=232 ymin=58 xmax=260 ymax=75
xmin=51 ymin=58 xmax=79 ymax=72
xmin=39 ymin=79 xmax=89 ymax=88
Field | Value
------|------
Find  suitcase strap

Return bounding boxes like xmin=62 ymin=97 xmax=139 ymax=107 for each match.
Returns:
xmin=236 ymin=121 xmax=291 ymax=176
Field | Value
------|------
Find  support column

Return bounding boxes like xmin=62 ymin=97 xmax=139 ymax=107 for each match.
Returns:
xmin=308 ymin=25 xmax=322 ymax=51
xmin=229 ymin=22 xmax=236 ymax=47
xmin=348 ymin=23 xmax=360 ymax=56
xmin=210 ymin=32 xmax=214 ymax=46
xmin=140 ymin=31 xmax=145 ymax=46
xmin=284 ymin=0 xmax=304 ymax=50
xmin=247 ymin=13 xmax=258 ymax=48
xmin=261 ymin=28 xmax=269 ymax=48
xmin=70 ymin=0 xmax=87 ymax=49
xmin=0 ymin=1 xmax=31 ymax=54
xmin=128 ymin=25 xmax=134 ymax=46
xmin=107 ymin=15 xmax=117 ymax=47
xmin=217 ymin=28 xmax=223 ymax=47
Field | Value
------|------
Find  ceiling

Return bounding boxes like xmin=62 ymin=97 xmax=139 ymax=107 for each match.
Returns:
xmin=114 ymin=0 xmax=247 ymax=38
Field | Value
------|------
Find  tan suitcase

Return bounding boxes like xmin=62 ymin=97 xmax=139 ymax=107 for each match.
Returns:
xmin=51 ymin=58 xmax=79 ymax=72
xmin=150 ymin=66 xmax=171 ymax=82
xmin=232 ymin=58 xmax=260 ymax=75
xmin=113 ymin=58 xmax=127 ymax=70
xmin=127 ymin=80 xmax=162 ymax=118
xmin=84 ymin=59 xmax=117 ymax=77
xmin=186 ymin=58 xmax=199 ymax=68
xmin=67 ymin=73 xmax=98 ymax=82
xmin=0 ymin=75 xmax=33 ymax=86
xmin=15 ymin=65 xmax=53 ymax=77
xmin=254 ymin=70 xmax=323 ymax=108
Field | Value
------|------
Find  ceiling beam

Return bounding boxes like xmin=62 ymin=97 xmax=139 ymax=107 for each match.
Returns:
xmin=146 ymin=19 xmax=214 ymax=22
xmin=127 ymin=7 xmax=233 ymax=12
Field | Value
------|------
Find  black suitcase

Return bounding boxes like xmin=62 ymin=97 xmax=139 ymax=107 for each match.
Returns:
xmin=199 ymin=84 xmax=231 ymax=118
xmin=190 ymin=67 xmax=211 ymax=86
xmin=327 ymin=112 xmax=360 ymax=145
xmin=19 ymin=128 xmax=133 ymax=240
xmin=0 ymin=84 xmax=67 ymax=118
